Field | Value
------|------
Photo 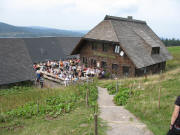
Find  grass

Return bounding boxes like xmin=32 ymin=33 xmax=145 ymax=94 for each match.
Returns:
xmin=0 ymin=86 xmax=63 ymax=112
xmin=0 ymin=46 xmax=179 ymax=135
xmin=98 ymin=46 xmax=180 ymax=135
xmin=0 ymin=82 xmax=107 ymax=135
xmin=0 ymin=105 xmax=106 ymax=135
xmin=166 ymin=46 xmax=180 ymax=71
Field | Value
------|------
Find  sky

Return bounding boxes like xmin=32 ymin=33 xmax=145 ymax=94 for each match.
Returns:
xmin=0 ymin=0 xmax=180 ymax=38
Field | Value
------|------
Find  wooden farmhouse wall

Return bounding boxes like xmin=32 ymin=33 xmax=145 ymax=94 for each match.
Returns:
xmin=79 ymin=40 xmax=136 ymax=77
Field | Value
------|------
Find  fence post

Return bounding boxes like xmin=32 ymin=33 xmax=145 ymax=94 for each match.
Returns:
xmin=138 ymin=82 xmax=141 ymax=89
xmin=145 ymin=74 xmax=147 ymax=80
xmin=37 ymin=99 xmax=39 ymax=113
xmin=133 ymin=81 xmax=136 ymax=89
xmin=158 ymin=87 xmax=161 ymax=109
xmin=87 ymin=77 xmax=89 ymax=84
xmin=86 ymin=88 xmax=89 ymax=107
xmin=94 ymin=113 xmax=98 ymax=135
xmin=116 ymin=79 xmax=118 ymax=93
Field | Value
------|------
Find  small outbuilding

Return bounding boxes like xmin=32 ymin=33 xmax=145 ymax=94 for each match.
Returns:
xmin=71 ymin=15 xmax=173 ymax=77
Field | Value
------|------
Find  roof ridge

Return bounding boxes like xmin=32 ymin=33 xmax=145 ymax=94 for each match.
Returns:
xmin=83 ymin=21 xmax=104 ymax=38
xmin=109 ymin=20 xmax=119 ymax=42
xmin=110 ymin=20 xmax=138 ymax=68
xmin=104 ymin=15 xmax=146 ymax=24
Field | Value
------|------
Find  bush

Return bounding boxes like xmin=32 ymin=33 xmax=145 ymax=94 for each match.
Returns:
xmin=104 ymin=72 xmax=111 ymax=78
xmin=114 ymin=88 xmax=131 ymax=106
xmin=105 ymin=83 xmax=116 ymax=95
xmin=0 ymin=114 xmax=6 ymax=123
xmin=4 ymin=82 xmax=98 ymax=119
xmin=6 ymin=95 xmax=76 ymax=119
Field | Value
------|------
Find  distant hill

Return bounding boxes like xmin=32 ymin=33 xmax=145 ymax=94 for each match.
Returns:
xmin=0 ymin=22 xmax=86 ymax=38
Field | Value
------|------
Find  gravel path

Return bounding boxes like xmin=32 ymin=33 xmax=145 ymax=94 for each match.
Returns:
xmin=98 ymin=87 xmax=154 ymax=135
xmin=44 ymin=79 xmax=62 ymax=88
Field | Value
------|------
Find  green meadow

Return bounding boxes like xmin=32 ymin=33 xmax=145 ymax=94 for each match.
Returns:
xmin=0 ymin=82 xmax=106 ymax=135
xmin=0 ymin=46 xmax=179 ymax=135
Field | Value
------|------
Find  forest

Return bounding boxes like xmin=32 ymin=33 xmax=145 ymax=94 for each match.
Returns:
xmin=161 ymin=38 xmax=180 ymax=46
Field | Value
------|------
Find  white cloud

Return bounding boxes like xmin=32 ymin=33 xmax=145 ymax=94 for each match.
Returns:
xmin=0 ymin=0 xmax=179 ymax=38
xmin=135 ymin=0 xmax=180 ymax=38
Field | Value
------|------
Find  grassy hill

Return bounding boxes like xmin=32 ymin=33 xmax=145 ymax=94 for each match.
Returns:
xmin=0 ymin=46 xmax=179 ymax=135
xmin=99 ymin=46 xmax=180 ymax=135
xmin=0 ymin=82 xmax=106 ymax=135
xmin=0 ymin=22 xmax=84 ymax=38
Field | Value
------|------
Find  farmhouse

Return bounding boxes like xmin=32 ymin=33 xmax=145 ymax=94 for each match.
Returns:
xmin=71 ymin=15 xmax=173 ymax=77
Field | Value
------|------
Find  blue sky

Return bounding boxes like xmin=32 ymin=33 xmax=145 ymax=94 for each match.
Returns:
xmin=0 ymin=0 xmax=180 ymax=38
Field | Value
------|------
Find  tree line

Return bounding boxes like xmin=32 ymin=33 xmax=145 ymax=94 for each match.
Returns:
xmin=161 ymin=38 xmax=180 ymax=46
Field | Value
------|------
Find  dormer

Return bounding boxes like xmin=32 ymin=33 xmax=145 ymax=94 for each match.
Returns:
xmin=151 ymin=47 xmax=160 ymax=55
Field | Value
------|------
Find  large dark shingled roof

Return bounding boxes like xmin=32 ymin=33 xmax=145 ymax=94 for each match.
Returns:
xmin=0 ymin=37 xmax=81 ymax=85
xmin=24 ymin=37 xmax=81 ymax=63
xmin=71 ymin=15 xmax=173 ymax=69
xmin=0 ymin=38 xmax=36 ymax=85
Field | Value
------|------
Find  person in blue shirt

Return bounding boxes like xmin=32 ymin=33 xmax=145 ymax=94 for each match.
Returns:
xmin=39 ymin=73 xmax=44 ymax=88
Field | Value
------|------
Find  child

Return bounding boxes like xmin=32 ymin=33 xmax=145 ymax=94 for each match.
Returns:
xmin=39 ymin=73 xmax=44 ymax=88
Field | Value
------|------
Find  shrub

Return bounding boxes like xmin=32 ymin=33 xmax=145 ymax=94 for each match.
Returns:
xmin=105 ymin=83 xmax=116 ymax=95
xmin=0 ymin=114 xmax=6 ymax=123
xmin=104 ymin=72 xmax=111 ymax=78
xmin=4 ymin=82 xmax=98 ymax=119
xmin=6 ymin=97 xmax=76 ymax=119
xmin=114 ymin=88 xmax=131 ymax=106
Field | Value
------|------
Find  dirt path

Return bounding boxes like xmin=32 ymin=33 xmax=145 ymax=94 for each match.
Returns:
xmin=98 ymin=87 xmax=154 ymax=135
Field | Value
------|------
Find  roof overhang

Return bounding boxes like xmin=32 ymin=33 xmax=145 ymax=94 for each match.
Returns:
xmin=71 ymin=37 xmax=119 ymax=55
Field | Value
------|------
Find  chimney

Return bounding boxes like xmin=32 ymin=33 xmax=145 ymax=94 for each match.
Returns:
xmin=127 ymin=16 xmax=133 ymax=20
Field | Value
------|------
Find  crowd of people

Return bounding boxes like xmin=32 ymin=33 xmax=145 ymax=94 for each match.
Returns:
xmin=33 ymin=59 xmax=105 ymax=87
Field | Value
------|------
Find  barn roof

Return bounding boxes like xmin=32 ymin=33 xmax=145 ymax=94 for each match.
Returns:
xmin=24 ymin=37 xmax=81 ymax=63
xmin=0 ymin=38 xmax=36 ymax=85
xmin=71 ymin=15 xmax=173 ymax=69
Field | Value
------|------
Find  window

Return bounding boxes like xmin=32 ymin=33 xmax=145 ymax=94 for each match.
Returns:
xmin=101 ymin=61 xmax=107 ymax=69
xmin=82 ymin=57 xmax=87 ymax=64
xmin=112 ymin=64 xmax=119 ymax=71
xmin=123 ymin=66 xmax=130 ymax=76
xmin=158 ymin=63 xmax=161 ymax=68
xmin=124 ymin=53 xmax=128 ymax=58
xmin=93 ymin=60 xmax=97 ymax=67
xmin=140 ymin=67 xmax=147 ymax=74
xmin=102 ymin=43 xmax=108 ymax=52
xmin=114 ymin=45 xmax=121 ymax=53
xmin=91 ymin=59 xmax=97 ymax=67
xmin=152 ymin=47 xmax=160 ymax=55
xmin=92 ymin=42 xmax=97 ymax=50
xmin=91 ymin=59 xmax=93 ymax=66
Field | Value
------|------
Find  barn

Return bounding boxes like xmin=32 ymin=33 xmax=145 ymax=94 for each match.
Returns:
xmin=24 ymin=37 xmax=81 ymax=63
xmin=0 ymin=38 xmax=36 ymax=86
xmin=0 ymin=37 xmax=81 ymax=86
xmin=71 ymin=15 xmax=173 ymax=77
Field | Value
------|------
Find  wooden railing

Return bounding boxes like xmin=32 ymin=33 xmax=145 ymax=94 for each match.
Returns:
xmin=40 ymin=71 xmax=64 ymax=84
xmin=39 ymin=71 xmax=92 ymax=85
